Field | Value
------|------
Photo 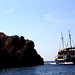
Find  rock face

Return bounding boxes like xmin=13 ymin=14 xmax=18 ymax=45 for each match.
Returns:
xmin=0 ymin=32 xmax=44 ymax=68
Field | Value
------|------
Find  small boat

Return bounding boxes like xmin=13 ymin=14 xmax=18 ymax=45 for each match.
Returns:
xmin=55 ymin=30 xmax=75 ymax=64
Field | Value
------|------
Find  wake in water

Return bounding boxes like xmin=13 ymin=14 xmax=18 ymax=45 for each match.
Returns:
xmin=44 ymin=61 xmax=73 ymax=65
xmin=44 ymin=61 xmax=56 ymax=64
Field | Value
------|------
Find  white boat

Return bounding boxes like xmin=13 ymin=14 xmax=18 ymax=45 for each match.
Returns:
xmin=55 ymin=30 xmax=75 ymax=64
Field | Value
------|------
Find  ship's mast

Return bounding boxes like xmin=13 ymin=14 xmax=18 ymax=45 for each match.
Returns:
xmin=61 ymin=32 xmax=64 ymax=49
xmin=69 ymin=30 xmax=72 ymax=47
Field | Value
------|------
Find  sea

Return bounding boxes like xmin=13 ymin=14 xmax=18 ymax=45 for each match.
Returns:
xmin=0 ymin=61 xmax=75 ymax=75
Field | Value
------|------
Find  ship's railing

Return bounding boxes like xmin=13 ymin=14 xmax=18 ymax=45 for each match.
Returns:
xmin=70 ymin=55 xmax=75 ymax=58
xmin=63 ymin=47 xmax=75 ymax=51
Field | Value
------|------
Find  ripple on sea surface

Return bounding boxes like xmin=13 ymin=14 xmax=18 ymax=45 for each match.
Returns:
xmin=0 ymin=61 xmax=75 ymax=75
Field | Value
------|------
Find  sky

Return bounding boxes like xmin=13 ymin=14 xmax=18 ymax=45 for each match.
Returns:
xmin=0 ymin=0 xmax=75 ymax=61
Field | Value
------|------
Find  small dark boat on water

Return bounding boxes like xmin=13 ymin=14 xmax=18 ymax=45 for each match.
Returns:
xmin=55 ymin=30 xmax=75 ymax=64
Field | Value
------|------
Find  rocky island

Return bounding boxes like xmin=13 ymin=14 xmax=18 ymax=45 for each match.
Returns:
xmin=0 ymin=32 xmax=44 ymax=68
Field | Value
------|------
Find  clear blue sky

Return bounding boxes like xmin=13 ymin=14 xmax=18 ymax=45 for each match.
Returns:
xmin=0 ymin=0 xmax=75 ymax=61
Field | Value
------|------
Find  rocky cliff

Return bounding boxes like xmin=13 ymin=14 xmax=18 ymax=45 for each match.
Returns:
xmin=0 ymin=32 xmax=44 ymax=68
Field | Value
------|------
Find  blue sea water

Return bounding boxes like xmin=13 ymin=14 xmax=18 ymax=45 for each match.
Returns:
xmin=0 ymin=61 xmax=75 ymax=75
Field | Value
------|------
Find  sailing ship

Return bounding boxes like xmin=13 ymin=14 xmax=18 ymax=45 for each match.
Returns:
xmin=55 ymin=30 xmax=75 ymax=64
